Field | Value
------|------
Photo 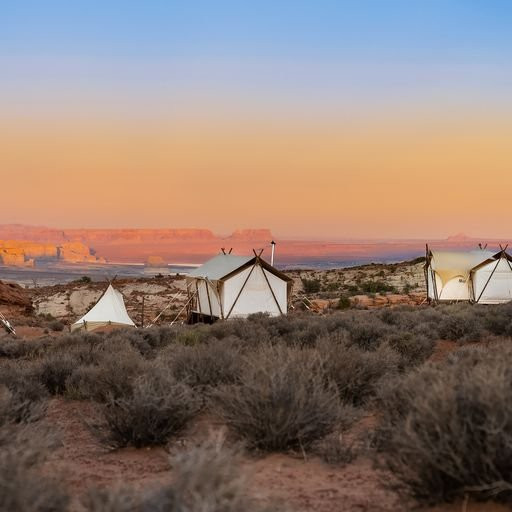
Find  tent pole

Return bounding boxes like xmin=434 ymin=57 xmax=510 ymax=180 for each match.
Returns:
xmin=258 ymin=259 xmax=283 ymax=315
xmin=424 ymin=244 xmax=430 ymax=303
xmin=204 ymin=279 xmax=213 ymax=317
xmin=225 ymin=263 xmax=257 ymax=320
xmin=195 ymin=280 xmax=203 ymax=322
xmin=475 ymin=257 xmax=501 ymax=304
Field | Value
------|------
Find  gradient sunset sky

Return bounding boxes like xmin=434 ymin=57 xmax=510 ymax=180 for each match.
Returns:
xmin=2 ymin=1 xmax=511 ymax=239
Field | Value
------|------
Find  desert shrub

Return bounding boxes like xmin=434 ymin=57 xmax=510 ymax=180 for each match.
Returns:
xmin=48 ymin=320 xmax=65 ymax=332
xmin=164 ymin=338 xmax=242 ymax=391
xmin=301 ymin=278 xmax=321 ymax=294
xmin=214 ymin=346 xmax=347 ymax=452
xmin=81 ymin=487 xmax=136 ymax=512
xmin=438 ymin=310 xmax=484 ymax=342
xmin=106 ymin=326 xmax=177 ymax=356
xmin=65 ymin=345 xmax=145 ymax=401
xmin=337 ymin=296 xmax=351 ymax=309
xmin=385 ymin=332 xmax=434 ymax=368
xmin=35 ymin=352 xmax=80 ymax=395
xmin=99 ymin=366 xmax=200 ymax=447
xmin=318 ymin=339 xmax=400 ymax=406
xmin=378 ymin=307 xmax=443 ymax=342
xmin=0 ymin=365 xmax=48 ymax=424
xmin=344 ymin=315 xmax=391 ymax=350
xmin=174 ymin=325 xmax=210 ymax=346
xmin=208 ymin=316 xmax=271 ymax=345
xmin=0 ymin=426 xmax=69 ymax=511
xmin=312 ymin=432 xmax=357 ymax=467
xmin=0 ymin=337 xmax=52 ymax=359
xmin=143 ymin=435 xmax=273 ymax=512
xmin=360 ymin=280 xmax=397 ymax=294
xmin=377 ymin=344 xmax=512 ymax=504
xmin=483 ymin=303 xmax=512 ymax=336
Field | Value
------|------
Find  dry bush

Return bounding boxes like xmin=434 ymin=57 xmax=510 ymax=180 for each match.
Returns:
xmin=99 ymin=365 xmax=200 ymax=448
xmin=0 ymin=364 xmax=48 ymax=424
xmin=385 ymin=332 xmax=434 ymax=368
xmin=0 ymin=425 xmax=69 ymax=511
xmin=213 ymin=346 xmax=348 ymax=452
xmin=163 ymin=337 xmax=243 ymax=391
xmin=438 ymin=309 xmax=485 ymax=342
xmin=0 ymin=337 xmax=52 ymax=359
xmin=65 ymin=345 xmax=146 ymax=402
xmin=105 ymin=326 xmax=177 ymax=356
xmin=81 ymin=487 xmax=136 ymax=512
xmin=143 ymin=435 xmax=275 ymax=512
xmin=377 ymin=343 xmax=512 ymax=504
xmin=312 ymin=432 xmax=357 ymax=467
xmin=208 ymin=316 xmax=272 ymax=346
xmin=483 ymin=303 xmax=512 ymax=336
xmin=342 ymin=314 xmax=391 ymax=350
xmin=48 ymin=320 xmax=65 ymax=332
xmin=378 ymin=306 xmax=442 ymax=341
xmin=35 ymin=352 xmax=79 ymax=395
xmin=318 ymin=339 xmax=400 ymax=406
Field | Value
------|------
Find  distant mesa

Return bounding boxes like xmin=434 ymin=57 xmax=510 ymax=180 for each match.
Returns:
xmin=0 ymin=239 xmax=104 ymax=267
xmin=446 ymin=233 xmax=473 ymax=241
xmin=229 ymin=229 xmax=274 ymax=240
xmin=145 ymin=255 xmax=167 ymax=268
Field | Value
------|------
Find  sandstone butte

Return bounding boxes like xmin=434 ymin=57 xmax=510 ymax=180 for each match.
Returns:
xmin=0 ymin=240 xmax=105 ymax=267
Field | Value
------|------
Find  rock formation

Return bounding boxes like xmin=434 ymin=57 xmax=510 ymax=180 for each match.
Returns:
xmin=0 ymin=240 xmax=103 ymax=266
xmin=0 ymin=280 xmax=32 ymax=309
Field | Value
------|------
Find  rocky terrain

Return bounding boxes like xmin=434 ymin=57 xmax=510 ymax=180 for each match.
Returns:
xmin=0 ymin=259 xmax=426 ymax=333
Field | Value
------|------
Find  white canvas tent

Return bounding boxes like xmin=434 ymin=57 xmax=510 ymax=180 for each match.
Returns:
xmin=186 ymin=252 xmax=292 ymax=322
xmin=471 ymin=249 xmax=512 ymax=304
xmin=71 ymin=284 xmax=136 ymax=332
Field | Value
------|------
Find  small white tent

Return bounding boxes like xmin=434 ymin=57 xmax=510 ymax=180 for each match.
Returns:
xmin=425 ymin=249 xmax=494 ymax=302
xmin=186 ymin=252 xmax=292 ymax=322
xmin=471 ymin=249 xmax=512 ymax=304
xmin=71 ymin=284 xmax=136 ymax=332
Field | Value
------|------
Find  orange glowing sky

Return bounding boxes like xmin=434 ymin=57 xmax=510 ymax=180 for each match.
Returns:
xmin=2 ymin=2 xmax=512 ymax=239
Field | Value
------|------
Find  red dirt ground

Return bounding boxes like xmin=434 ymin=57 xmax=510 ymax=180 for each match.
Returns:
xmin=41 ymin=399 xmax=512 ymax=512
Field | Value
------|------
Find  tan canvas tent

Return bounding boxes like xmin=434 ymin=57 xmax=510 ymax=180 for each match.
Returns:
xmin=471 ymin=249 xmax=512 ymax=304
xmin=71 ymin=284 xmax=136 ymax=332
xmin=425 ymin=246 xmax=512 ymax=304
xmin=425 ymin=248 xmax=495 ymax=302
xmin=186 ymin=252 xmax=292 ymax=322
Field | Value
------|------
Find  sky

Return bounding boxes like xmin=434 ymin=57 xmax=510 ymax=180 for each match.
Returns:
xmin=1 ymin=1 xmax=512 ymax=239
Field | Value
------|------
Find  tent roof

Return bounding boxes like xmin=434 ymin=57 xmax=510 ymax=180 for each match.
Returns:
xmin=471 ymin=250 xmax=512 ymax=272
xmin=428 ymin=250 xmax=495 ymax=285
xmin=188 ymin=254 xmax=254 ymax=281
xmin=72 ymin=284 xmax=135 ymax=331
xmin=187 ymin=253 xmax=293 ymax=283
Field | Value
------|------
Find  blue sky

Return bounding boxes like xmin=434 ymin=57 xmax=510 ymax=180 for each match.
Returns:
xmin=3 ymin=1 xmax=511 ymax=59
xmin=2 ymin=1 xmax=511 ymax=120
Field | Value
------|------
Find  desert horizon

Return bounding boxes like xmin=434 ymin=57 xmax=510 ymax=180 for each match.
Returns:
xmin=2 ymin=223 xmax=512 ymax=273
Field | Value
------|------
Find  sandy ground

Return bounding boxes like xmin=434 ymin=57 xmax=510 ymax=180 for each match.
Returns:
xmin=43 ymin=399 xmax=400 ymax=512
xmin=37 ymin=343 xmax=512 ymax=512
